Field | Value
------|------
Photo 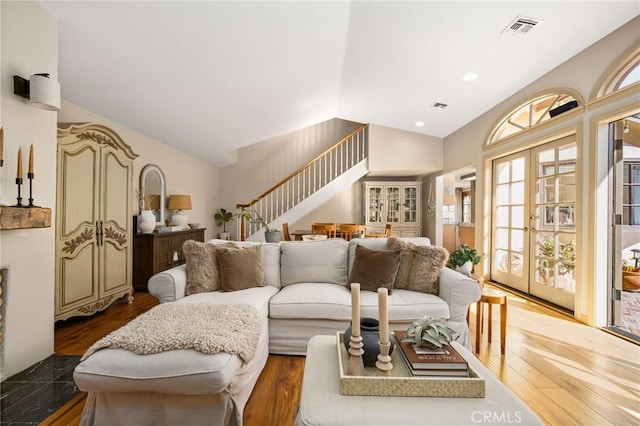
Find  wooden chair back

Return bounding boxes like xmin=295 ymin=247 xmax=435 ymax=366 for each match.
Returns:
xmin=338 ymin=224 xmax=366 ymax=241
xmin=282 ymin=223 xmax=292 ymax=241
xmin=384 ymin=223 xmax=394 ymax=237
xmin=311 ymin=223 xmax=337 ymax=238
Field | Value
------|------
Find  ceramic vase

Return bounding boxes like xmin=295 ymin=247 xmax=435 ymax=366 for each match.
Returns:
xmin=344 ymin=317 xmax=394 ymax=367
xmin=138 ymin=210 xmax=156 ymax=234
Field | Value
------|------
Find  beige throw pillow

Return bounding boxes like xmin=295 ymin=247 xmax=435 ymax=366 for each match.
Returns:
xmin=387 ymin=237 xmax=448 ymax=295
xmin=347 ymin=245 xmax=402 ymax=292
xmin=183 ymin=241 xmax=220 ymax=295
xmin=216 ymin=245 xmax=265 ymax=291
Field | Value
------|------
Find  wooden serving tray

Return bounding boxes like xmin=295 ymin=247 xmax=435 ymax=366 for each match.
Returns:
xmin=336 ymin=332 xmax=485 ymax=398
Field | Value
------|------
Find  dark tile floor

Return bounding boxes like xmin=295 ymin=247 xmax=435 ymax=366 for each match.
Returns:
xmin=0 ymin=355 xmax=81 ymax=424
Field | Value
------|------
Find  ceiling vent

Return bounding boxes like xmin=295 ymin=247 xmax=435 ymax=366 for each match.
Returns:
xmin=502 ymin=16 xmax=543 ymax=35
xmin=432 ymin=102 xmax=448 ymax=110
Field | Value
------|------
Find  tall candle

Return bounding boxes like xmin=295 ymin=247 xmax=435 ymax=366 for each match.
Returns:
xmin=351 ymin=283 xmax=360 ymax=337
xmin=378 ymin=287 xmax=389 ymax=345
xmin=17 ymin=147 xmax=23 ymax=179
xmin=28 ymin=144 xmax=34 ymax=174
xmin=0 ymin=127 xmax=4 ymax=163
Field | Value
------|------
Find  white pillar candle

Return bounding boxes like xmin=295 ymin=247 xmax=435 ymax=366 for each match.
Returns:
xmin=351 ymin=283 xmax=360 ymax=337
xmin=378 ymin=287 xmax=389 ymax=345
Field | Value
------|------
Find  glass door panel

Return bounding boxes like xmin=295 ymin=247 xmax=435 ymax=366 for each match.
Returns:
xmin=491 ymin=152 xmax=529 ymax=291
xmin=368 ymin=186 xmax=383 ymax=224
xmin=386 ymin=186 xmax=400 ymax=223
xmin=530 ymin=137 xmax=576 ymax=310
xmin=403 ymin=186 xmax=418 ymax=224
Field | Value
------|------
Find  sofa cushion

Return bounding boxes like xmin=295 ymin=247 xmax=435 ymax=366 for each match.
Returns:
xmin=347 ymin=237 xmax=431 ymax=275
xmin=183 ymin=240 xmax=222 ymax=295
xmin=269 ymin=283 xmax=449 ymax=321
xmin=347 ymin=245 xmax=402 ymax=292
xmin=207 ymin=239 xmax=281 ymax=289
xmin=216 ymin=245 xmax=265 ymax=291
xmin=280 ymin=239 xmax=348 ymax=287
xmin=387 ymin=237 xmax=448 ymax=294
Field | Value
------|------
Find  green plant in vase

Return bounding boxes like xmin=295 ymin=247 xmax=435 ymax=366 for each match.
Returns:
xmin=401 ymin=316 xmax=459 ymax=350
xmin=447 ymin=244 xmax=483 ymax=276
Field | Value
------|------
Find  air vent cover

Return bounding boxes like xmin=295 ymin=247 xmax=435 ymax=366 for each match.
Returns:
xmin=502 ymin=16 xmax=543 ymax=35
xmin=432 ymin=102 xmax=448 ymax=110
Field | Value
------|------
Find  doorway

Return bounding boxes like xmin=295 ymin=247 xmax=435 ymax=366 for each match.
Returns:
xmin=609 ymin=117 xmax=640 ymax=340
xmin=491 ymin=135 xmax=577 ymax=311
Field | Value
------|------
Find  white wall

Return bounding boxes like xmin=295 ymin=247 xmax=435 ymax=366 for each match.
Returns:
xmin=0 ymin=1 xmax=58 ymax=378
xmin=368 ymin=124 xmax=442 ymax=176
xmin=443 ymin=17 xmax=640 ymax=175
xmin=58 ymin=101 xmax=221 ymax=241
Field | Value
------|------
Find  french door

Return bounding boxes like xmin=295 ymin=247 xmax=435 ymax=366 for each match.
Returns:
xmin=492 ymin=135 xmax=577 ymax=310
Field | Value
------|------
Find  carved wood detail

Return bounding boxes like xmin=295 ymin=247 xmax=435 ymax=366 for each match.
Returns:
xmin=104 ymin=226 xmax=127 ymax=246
xmin=77 ymin=131 xmax=119 ymax=151
xmin=77 ymin=296 xmax=114 ymax=314
xmin=61 ymin=228 xmax=94 ymax=254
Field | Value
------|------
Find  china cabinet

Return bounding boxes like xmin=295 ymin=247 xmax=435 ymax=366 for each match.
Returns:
xmin=363 ymin=181 xmax=421 ymax=237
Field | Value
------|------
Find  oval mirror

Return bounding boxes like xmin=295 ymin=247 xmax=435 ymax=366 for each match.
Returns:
xmin=139 ymin=164 xmax=166 ymax=225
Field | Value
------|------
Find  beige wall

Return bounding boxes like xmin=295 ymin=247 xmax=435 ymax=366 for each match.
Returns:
xmin=0 ymin=1 xmax=58 ymax=378
xmin=368 ymin=124 xmax=442 ymax=175
xmin=220 ymin=118 xmax=361 ymax=238
xmin=58 ymin=101 xmax=221 ymax=241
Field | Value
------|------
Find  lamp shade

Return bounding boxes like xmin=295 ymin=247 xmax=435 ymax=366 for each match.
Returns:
xmin=29 ymin=74 xmax=60 ymax=111
xmin=168 ymin=194 xmax=191 ymax=211
xmin=143 ymin=194 xmax=160 ymax=210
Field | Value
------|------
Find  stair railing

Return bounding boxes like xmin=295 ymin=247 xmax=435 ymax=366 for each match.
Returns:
xmin=237 ymin=123 xmax=368 ymax=240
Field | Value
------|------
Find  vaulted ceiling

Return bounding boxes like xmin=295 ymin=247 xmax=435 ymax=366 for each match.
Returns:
xmin=39 ymin=1 xmax=639 ymax=167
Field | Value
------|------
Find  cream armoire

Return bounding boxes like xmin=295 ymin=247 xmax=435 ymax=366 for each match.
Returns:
xmin=55 ymin=123 xmax=138 ymax=321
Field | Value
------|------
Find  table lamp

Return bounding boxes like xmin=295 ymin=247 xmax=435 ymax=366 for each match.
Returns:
xmin=168 ymin=194 xmax=191 ymax=228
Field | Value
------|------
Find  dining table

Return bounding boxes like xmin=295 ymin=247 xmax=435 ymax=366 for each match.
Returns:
xmin=290 ymin=228 xmax=369 ymax=241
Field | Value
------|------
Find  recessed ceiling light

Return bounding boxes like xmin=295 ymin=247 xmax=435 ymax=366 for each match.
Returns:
xmin=462 ymin=72 xmax=478 ymax=82
xmin=432 ymin=102 xmax=448 ymax=110
xmin=415 ymin=121 xmax=425 ymax=127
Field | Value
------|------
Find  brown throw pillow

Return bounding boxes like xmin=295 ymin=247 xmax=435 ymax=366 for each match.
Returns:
xmin=216 ymin=245 xmax=265 ymax=291
xmin=387 ymin=237 xmax=448 ymax=294
xmin=183 ymin=241 xmax=220 ymax=295
xmin=348 ymin=245 xmax=402 ymax=292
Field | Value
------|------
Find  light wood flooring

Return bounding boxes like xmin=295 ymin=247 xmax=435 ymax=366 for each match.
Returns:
xmin=45 ymin=289 xmax=639 ymax=425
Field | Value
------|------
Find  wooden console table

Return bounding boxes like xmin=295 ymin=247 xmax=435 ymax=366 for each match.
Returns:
xmin=133 ymin=228 xmax=205 ymax=291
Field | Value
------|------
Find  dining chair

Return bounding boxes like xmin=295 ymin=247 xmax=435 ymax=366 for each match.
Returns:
xmin=282 ymin=223 xmax=292 ymax=241
xmin=338 ymin=224 xmax=366 ymax=241
xmin=384 ymin=223 xmax=394 ymax=237
xmin=311 ymin=223 xmax=337 ymax=238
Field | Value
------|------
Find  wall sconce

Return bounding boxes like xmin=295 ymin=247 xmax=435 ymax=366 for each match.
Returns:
xmin=13 ymin=73 xmax=61 ymax=111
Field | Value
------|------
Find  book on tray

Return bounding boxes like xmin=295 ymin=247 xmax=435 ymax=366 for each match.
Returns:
xmin=393 ymin=330 xmax=469 ymax=376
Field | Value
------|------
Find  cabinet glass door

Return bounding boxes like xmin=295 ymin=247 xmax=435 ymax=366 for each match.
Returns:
xmin=403 ymin=186 xmax=418 ymax=224
xmin=385 ymin=186 xmax=401 ymax=223
xmin=368 ymin=186 xmax=383 ymax=223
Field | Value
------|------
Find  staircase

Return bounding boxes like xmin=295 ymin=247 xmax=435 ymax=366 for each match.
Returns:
xmin=237 ymin=124 xmax=369 ymax=241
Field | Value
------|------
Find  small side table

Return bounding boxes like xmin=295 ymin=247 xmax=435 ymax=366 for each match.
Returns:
xmin=475 ymin=287 xmax=508 ymax=354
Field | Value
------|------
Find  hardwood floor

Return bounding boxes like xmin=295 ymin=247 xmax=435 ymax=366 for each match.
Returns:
xmin=46 ymin=290 xmax=639 ymax=425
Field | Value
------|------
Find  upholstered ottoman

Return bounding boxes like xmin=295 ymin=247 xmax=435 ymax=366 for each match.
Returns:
xmin=294 ymin=335 xmax=543 ymax=426
xmin=74 ymin=287 xmax=277 ymax=426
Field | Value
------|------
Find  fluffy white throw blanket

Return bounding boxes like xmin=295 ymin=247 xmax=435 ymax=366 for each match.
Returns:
xmin=82 ymin=303 xmax=262 ymax=364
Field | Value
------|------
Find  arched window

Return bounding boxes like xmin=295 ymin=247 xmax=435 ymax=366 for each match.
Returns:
xmin=594 ymin=46 xmax=640 ymax=98
xmin=488 ymin=93 xmax=578 ymax=144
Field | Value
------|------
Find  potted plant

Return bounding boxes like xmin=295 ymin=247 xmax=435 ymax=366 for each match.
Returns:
xmin=401 ymin=316 xmax=459 ymax=350
xmin=236 ymin=207 xmax=281 ymax=242
xmin=214 ymin=208 xmax=234 ymax=240
xmin=447 ymin=244 xmax=483 ymax=276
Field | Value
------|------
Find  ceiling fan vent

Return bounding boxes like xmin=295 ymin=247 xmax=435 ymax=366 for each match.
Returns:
xmin=432 ymin=102 xmax=448 ymax=110
xmin=502 ymin=16 xmax=543 ymax=35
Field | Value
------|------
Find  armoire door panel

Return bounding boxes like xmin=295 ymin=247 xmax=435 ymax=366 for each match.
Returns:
xmin=102 ymin=151 xmax=132 ymax=230
xmin=102 ymin=243 xmax=130 ymax=293
xmin=60 ymin=246 xmax=97 ymax=306
xmin=59 ymin=145 xmax=99 ymax=238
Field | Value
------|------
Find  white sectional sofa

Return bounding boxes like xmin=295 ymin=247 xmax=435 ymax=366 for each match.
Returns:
xmin=74 ymin=237 xmax=481 ymax=426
